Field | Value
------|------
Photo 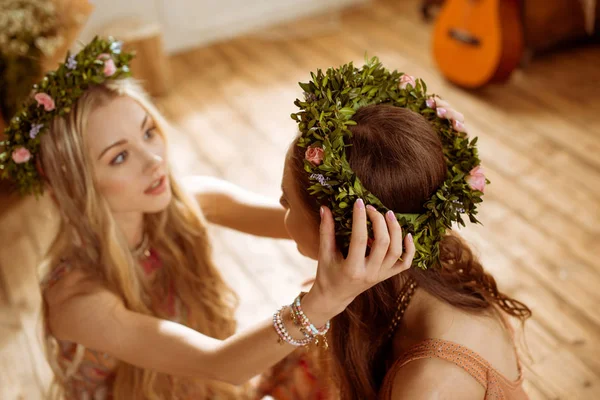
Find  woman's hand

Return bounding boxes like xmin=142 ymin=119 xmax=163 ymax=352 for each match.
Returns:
xmin=303 ymin=199 xmax=415 ymax=320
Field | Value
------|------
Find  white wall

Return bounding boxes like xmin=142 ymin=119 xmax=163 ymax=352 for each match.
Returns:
xmin=80 ymin=0 xmax=365 ymax=54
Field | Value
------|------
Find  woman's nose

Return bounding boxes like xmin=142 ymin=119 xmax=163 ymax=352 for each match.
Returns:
xmin=145 ymin=153 xmax=163 ymax=174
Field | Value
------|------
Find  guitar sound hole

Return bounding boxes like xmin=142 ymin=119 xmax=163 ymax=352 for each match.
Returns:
xmin=448 ymin=28 xmax=481 ymax=46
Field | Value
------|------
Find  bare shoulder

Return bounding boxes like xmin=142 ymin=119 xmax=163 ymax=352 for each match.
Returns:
xmin=43 ymin=261 xmax=124 ymax=342
xmin=43 ymin=262 xmax=100 ymax=306
xmin=388 ymin=357 xmax=485 ymax=400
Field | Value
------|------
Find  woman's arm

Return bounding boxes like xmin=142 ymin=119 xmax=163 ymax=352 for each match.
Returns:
xmin=47 ymin=269 xmax=335 ymax=385
xmin=183 ymin=176 xmax=290 ymax=239
xmin=46 ymin=203 xmax=415 ymax=385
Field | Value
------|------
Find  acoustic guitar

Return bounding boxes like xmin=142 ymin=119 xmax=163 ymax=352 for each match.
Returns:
xmin=431 ymin=0 xmax=525 ymax=89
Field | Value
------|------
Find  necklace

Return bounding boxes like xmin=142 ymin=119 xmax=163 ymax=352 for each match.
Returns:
xmin=131 ymin=233 xmax=151 ymax=260
xmin=386 ymin=277 xmax=418 ymax=339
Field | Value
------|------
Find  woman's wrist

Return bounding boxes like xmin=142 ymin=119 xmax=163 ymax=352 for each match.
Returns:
xmin=301 ymin=286 xmax=351 ymax=326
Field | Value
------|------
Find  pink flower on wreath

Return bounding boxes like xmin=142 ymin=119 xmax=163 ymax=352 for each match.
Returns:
xmin=466 ymin=165 xmax=486 ymax=192
xmin=12 ymin=147 xmax=32 ymax=164
xmin=97 ymin=53 xmax=116 ymax=76
xmin=435 ymin=97 xmax=451 ymax=109
xmin=34 ymin=92 xmax=55 ymax=111
xmin=447 ymin=108 xmax=467 ymax=133
xmin=436 ymin=107 xmax=448 ymax=118
xmin=447 ymin=108 xmax=464 ymax=123
xmin=399 ymin=74 xmax=416 ymax=89
xmin=428 ymin=96 xmax=467 ymax=133
xmin=426 ymin=96 xmax=449 ymax=109
xmin=103 ymin=59 xmax=116 ymax=76
xmin=425 ymin=97 xmax=437 ymax=109
xmin=305 ymin=146 xmax=324 ymax=166
xmin=452 ymin=119 xmax=467 ymax=133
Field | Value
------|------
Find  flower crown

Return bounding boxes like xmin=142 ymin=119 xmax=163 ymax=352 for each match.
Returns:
xmin=0 ymin=36 xmax=134 ymax=196
xmin=292 ymin=57 xmax=488 ymax=270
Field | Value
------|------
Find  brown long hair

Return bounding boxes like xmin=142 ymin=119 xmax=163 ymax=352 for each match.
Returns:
xmin=289 ymin=104 xmax=531 ymax=399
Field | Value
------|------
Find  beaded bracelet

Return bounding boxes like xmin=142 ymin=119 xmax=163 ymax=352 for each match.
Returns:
xmin=292 ymin=292 xmax=330 ymax=336
xmin=290 ymin=308 xmax=330 ymax=350
xmin=290 ymin=293 xmax=330 ymax=350
xmin=272 ymin=306 xmax=313 ymax=347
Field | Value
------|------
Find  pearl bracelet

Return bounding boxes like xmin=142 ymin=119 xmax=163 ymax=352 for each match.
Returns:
xmin=272 ymin=306 xmax=313 ymax=347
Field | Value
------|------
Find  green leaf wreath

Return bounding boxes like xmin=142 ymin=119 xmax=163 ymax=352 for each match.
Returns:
xmin=292 ymin=57 xmax=488 ymax=270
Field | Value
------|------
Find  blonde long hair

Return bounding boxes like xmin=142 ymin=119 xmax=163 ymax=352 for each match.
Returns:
xmin=39 ymin=79 xmax=244 ymax=399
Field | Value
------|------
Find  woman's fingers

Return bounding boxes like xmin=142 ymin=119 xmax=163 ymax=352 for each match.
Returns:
xmin=317 ymin=206 xmax=336 ymax=264
xmin=365 ymin=205 xmax=390 ymax=266
xmin=346 ymin=199 xmax=368 ymax=265
xmin=386 ymin=233 xmax=416 ymax=278
xmin=380 ymin=210 xmax=404 ymax=269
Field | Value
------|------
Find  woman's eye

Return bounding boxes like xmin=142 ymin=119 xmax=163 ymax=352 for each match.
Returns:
xmin=144 ymin=127 xmax=156 ymax=140
xmin=111 ymin=151 xmax=128 ymax=165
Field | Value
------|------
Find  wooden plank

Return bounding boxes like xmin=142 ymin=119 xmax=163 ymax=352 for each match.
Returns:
xmin=209 ymin=230 xmax=278 ymax=330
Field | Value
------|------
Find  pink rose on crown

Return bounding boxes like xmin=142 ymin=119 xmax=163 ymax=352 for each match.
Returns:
xmin=12 ymin=147 xmax=32 ymax=164
xmin=399 ymin=74 xmax=416 ymax=89
xmin=97 ymin=53 xmax=116 ymax=76
xmin=466 ymin=166 xmax=486 ymax=192
xmin=305 ymin=146 xmax=324 ymax=166
xmin=34 ymin=93 xmax=55 ymax=111
xmin=103 ymin=59 xmax=116 ymax=76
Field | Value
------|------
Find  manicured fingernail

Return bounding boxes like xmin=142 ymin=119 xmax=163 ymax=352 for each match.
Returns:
xmin=356 ymin=198 xmax=365 ymax=209
xmin=320 ymin=206 xmax=324 ymax=217
xmin=386 ymin=210 xmax=395 ymax=221
xmin=366 ymin=205 xmax=376 ymax=212
xmin=407 ymin=233 xmax=413 ymax=242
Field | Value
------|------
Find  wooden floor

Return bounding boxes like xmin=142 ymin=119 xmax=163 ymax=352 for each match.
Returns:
xmin=1 ymin=0 xmax=600 ymax=398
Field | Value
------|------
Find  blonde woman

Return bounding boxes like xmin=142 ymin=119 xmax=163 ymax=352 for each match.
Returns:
xmin=0 ymin=38 xmax=415 ymax=399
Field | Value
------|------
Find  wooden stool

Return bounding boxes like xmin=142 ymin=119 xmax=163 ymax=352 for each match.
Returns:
xmin=101 ymin=17 xmax=172 ymax=97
